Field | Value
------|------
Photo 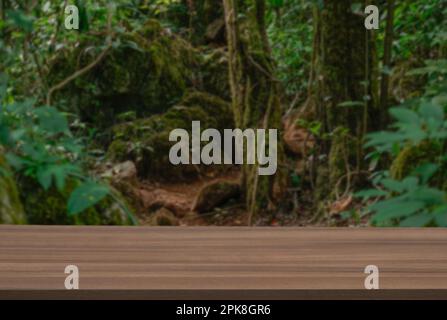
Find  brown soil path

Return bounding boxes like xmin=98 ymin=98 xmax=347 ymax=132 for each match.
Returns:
xmin=136 ymin=170 xmax=241 ymax=225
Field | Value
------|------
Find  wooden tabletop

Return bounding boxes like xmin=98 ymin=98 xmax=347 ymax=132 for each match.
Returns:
xmin=0 ymin=225 xmax=447 ymax=299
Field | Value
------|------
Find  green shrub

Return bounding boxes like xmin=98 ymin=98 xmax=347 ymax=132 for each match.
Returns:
xmin=0 ymin=74 xmax=136 ymax=224
xmin=358 ymin=59 xmax=447 ymax=227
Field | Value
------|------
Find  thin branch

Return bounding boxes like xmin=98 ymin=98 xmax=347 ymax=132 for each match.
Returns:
xmin=46 ymin=45 xmax=111 ymax=105
xmin=46 ymin=4 xmax=114 ymax=106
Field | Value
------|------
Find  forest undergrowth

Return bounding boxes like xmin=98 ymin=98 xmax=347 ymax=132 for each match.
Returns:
xmin=1 ymin=0 xmax=446 ymax=227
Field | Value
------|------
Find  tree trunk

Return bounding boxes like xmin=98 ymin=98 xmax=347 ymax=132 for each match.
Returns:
xmin=312 ymin=0 xmax=379 ymax=201
xmin=223 ymin=0 xmax=285 ymax=224
xmin=0 ymin=152 xmax=27 ymax=225
xmin=379 ymin=0 xmax=395 ymax=127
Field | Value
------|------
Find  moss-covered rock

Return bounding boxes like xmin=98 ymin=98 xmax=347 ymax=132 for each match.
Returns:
xmin=106 ymin=91 xmax=232 ymax=181
xmin=390 ymin=142 xmax=447 ymax=189
xmin=197 ymin=48 xmax=230 ymax=100
xmin=0 ymin=155 xmax=26 ymax=224
xmin=19 ymin=179 xmax=133 ymax=225
xmin=49 ymin=19 xmax=198 ymax=128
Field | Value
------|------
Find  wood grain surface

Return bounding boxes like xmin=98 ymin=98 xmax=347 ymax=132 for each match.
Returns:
xmin=0 ymin=226 xmax=447 ymax=299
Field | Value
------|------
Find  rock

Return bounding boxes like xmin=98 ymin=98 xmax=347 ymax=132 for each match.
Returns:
xmin=0 ymin=155 xmax=26 ymax=224
xmin=199 ymin=48 xmax=230 ymax=100
xmin=106 ymin=91 xmax=232 ymax=181
xmin=102 ymin=161 xmax=137 ymax=182
xmin=100 ymin=161 xmax=141 ymax=214
xmin=193 ymin=181 xmax=240 ymax=214
xmin=148 ymin=208 xmax=179 ymax=226
xmin=48 ymin=19 xmax=198 ymax=129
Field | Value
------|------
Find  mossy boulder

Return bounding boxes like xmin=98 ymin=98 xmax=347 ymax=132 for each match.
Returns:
xmin=0 ymin=155 xmax=26 ymax=224
xmin=19 ymin=179 xmax=133 ymax=225
xmin=198 ymin=48 xmax=230 ymax=100
xmin=107 ymin=91 xmax=232 ymax=181
xmin=390 ymin=142 xmax=447 ymax=189
xmin=49 ymin=19 xmax=198 ymax=128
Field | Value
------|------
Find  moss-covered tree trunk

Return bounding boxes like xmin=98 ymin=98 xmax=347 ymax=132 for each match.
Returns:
xmin=183 ymin=0 xmax=225 ymax=44
xmin=223 ymin=0 xmax=285 ymax=224
xmin=312 ymin=1 xmax=379 ymax=201
xmin=0 ymin=153 xmax=26 ymax=224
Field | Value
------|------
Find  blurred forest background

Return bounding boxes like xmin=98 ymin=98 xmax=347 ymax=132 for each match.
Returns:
xmin=0 ymin=0 xmax=446 ymax=227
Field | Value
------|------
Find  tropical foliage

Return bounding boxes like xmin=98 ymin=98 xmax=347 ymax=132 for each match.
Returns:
xmin=1 ymin=0 xmax=446 ymax=227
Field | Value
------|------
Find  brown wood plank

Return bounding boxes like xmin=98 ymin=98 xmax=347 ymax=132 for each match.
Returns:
xmin=0 ymin=226 xmax=447 ymax=298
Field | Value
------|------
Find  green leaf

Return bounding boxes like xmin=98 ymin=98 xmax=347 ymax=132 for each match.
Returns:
xmin=36 ymin=164 xmax=80 ymax=191
xmin=67 ymin=182 xmax=110 ymax=215
xmin=399 ymin=212 xmax=433 ymax=227
xmin=381 ymin=178 xmax=405 ymax=193
xmin=395 ymin=123 xmax=426 ymax=140
xmin=34 ymin=106 xmax=69 ymax=134
xmin=351 ymin=3 xmax=363 ymax=14
xmin=6 ymin=10 xmax=34 ymax=32
xmin=0 ymin=73 xmax=7 ymax=96
xmin=291 ymin=173 xmax=301 ymax=188
xmin=355 ymin=189 xmax=389 ymax=198
xmin=0 ymin=166 xmax=11 ymax=178
xmin=4 ymin=153 xmax=25 ymax=170
xmin=389 ymin=107 xmax=420 ymax=125
xmin=433 ymin=205 xmax=447 ymax=227
xmin=412 ymin=163 xmax=439 ymax=184
xmin=0 ymin=123 xmax=10 ymax=145
xmin=371 ymin=200 xmax=426 ymax=222
xmin=36 ymin=166 xmax=53 ymax=191
xmin=365 ymin=131 xmax=406 ymax=149
xmin=401 ymin=176 xmax=419 ymax=191
xmin=410 ymin=187 xmax=446 ymax=206
xmin=269 ymin=0 xmax=284 ymax=8
xmin=419 ymin=101 xmax=444 ymax=122
xmin=432 ymin=94 xmax=447 ymax=108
